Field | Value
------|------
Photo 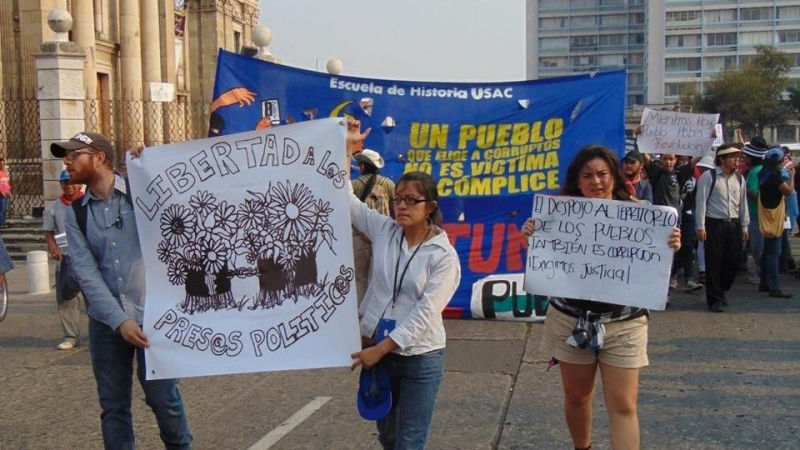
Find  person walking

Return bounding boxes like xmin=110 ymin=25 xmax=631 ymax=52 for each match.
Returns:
xmin=51 ymin=132 xmax=193 ymax=450
xmin=695 ymin=144 xmax=749 ymax=312
xmin=743 ymin=137 xmax=768 ymax=285
xmin=522 ymin=145 xmax=681 ymax=450
xmin=758 ymin=147 xmax=794 ymax=298
xmin=43 ymin=169 xmax=85 ymax=350
xmin=621 ymin=149 xmax=652 ymax=204
xmin=0 ymin=157 xmax=11 ymax=228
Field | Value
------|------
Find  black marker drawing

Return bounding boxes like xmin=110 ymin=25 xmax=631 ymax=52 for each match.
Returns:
xmin=157 ymin=181 xmax=339 ymax=314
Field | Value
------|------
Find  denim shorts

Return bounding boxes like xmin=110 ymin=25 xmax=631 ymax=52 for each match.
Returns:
xmin=541 ymin=307 xmax=649 ymax=368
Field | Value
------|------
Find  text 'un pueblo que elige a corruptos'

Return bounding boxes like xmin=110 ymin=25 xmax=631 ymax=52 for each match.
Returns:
xmin=527 ymin=197 xmax=677 ymax=283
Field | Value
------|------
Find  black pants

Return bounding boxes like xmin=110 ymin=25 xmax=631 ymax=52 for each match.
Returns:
xmin=704 ymin=217 xmax=743 ymax=307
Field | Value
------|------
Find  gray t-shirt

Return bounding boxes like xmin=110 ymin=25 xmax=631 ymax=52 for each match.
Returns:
xmin=42 ymin=199 xmax=71 ymax=255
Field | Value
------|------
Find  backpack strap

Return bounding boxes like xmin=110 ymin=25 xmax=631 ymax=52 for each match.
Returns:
xmin=358 ymin=174 xmax=378 ymax=203
xmin=70 ymin=174 xmax=133 ymax=238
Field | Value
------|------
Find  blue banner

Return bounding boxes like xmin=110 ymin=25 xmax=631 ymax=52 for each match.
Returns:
xmin=211 ymin=49 xmax=626 ymax=318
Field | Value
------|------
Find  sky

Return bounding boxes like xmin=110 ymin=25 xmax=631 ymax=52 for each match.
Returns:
xmin=257 ymin=0 xmax=526 ymax=83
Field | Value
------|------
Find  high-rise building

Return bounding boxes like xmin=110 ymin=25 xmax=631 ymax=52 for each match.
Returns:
xmin=527 ymin=0 xmax=800 ymax=142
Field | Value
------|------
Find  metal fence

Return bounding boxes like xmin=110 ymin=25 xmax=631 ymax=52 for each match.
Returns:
xmin=0 ymin=92 xmax=209 ymax=218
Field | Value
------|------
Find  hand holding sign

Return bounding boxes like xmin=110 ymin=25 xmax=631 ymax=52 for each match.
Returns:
xmin=522 ymin=195 xmax=679 ymax=310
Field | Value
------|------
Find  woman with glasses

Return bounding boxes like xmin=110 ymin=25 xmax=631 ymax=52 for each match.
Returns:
xmin=347 ymin=119 xmax=461 ymax=449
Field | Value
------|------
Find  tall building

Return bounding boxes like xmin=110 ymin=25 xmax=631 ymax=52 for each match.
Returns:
xmin=526 ymin=0 xmax=800 ymax=141
xmin=526 ymin=0 xmax=648 ymax=108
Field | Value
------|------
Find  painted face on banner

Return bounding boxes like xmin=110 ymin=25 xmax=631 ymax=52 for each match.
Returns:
xmin=578 ymin=158 xmax=614 ymax=200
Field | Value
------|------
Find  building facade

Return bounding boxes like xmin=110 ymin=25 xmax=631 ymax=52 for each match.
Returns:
xmin=526 ymin=0 xmax=800 ymax=141
xmin=0 ymin=0 xmax=259 ymax=216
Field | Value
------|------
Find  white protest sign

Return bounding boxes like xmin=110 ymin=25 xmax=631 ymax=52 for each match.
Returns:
xmin=638 ymin=107 xmax=719 ymax=157
xmin=523 ymin=195 xmax=678 ymax=310
xmin=127 ymin=118 xmax=361 ymax=380
xmin=712 ymin=123 xmax=724 ymax=146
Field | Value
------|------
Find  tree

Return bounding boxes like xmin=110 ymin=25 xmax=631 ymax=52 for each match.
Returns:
xmin=698 ymin=46 xmax=793 ymax=137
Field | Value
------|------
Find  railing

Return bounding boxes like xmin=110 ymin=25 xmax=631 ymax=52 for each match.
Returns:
xmin=0 ymin=92 xmax=209 ymax=218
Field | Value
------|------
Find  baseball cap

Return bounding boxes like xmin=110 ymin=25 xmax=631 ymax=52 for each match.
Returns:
xmin=50 ymin=132 xmax=115 ymax=164
xmin=58 ymin=170 xmax=71 ymax=182
xmin=356 ymin=364 xmax=392 ymax=421
xmin=354 ymin=149 xmax=385 ymax=169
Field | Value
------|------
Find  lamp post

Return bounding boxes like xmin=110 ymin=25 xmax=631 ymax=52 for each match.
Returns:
xmin=326 ymin=59 xmax=343 ymax=75
xmin=252 ymin=26 xmax=280 ymax=63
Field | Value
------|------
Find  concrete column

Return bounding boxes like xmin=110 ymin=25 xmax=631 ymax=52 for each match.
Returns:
xmin=71 ymin=0 xmax=97 ymax=100
xmin=120 ymin=0 xmax=143 ymax=149
xmin=35 ymin=9 xmax=86 ymax=204
xmin=140 ymin=0 xmax=164 ymax=145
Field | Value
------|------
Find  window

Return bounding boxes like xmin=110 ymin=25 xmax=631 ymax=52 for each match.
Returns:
xmin=629 ymin=53 xmax=644 ymax=64
xmin=666 ymin=57 xmax=701 ymax=72
xmin=540 ymin=17 xmax=565 ymax=29
xmin=627 ymin=94 xmax=644 ymax=108
xmin=599 ymin=54 xmax=626 ymax=67
xmin=571 ymin=55 xmax=597 ymax=67
xmin=540 ymin=37 xmax=569 ymax=50
xmin=539 ymin=57 xmax=567 ymax=68
xmin=233 ymin=31 xmax=241 ymax=53
xmin=704 ymin=9 xmax=737 ymax=23
xmin=665 ymin=82 xmax=698 ymax=97
xmin=779 ymin=6 xmax=800 ymax=19
xmin=704 ymin=56 xmax=737 ymax=71
xmin=569 ymin=35 xmax=598 ymax=49
xmin=628 ymin=73 xmax=644 ymax=87
xmin=601 ymin=14 xmax=627 ymax=25
xmin=794 ymin=53 xmax=800 ymax=68
xmin=600 ymin=34 xmax=626 ymax=46
xmin=629 ymin=33 xmax=645 ymax=44
xmin=707 ymin=33 xmax=737 ymax=46
xmin=666 ymin=11 xmax=699 ymax=22
xmin=779 ymin=30 xmax=800 ymax=43
xmin=740 ymin=7 xmax=774 ymax=21
xmin=667 ymin=35 xmax=701 ymax=48
xmin=740 ymin=31 xmax=774 ymax=46
xmin=571 ymin=15 xmax=597 ymax=27
xmin=570 ymin=0 xmax=598 ymax=7
xmin=629 ymin=13 xmax=645 ymax=24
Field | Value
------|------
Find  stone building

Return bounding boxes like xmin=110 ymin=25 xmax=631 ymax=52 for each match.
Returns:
xmin=0 ymin=0 xmax=259 ymax=216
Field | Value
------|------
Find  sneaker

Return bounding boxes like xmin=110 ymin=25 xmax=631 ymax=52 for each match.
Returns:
xmin=56 ymin=341 xmax=75 ymax=350
xmin=669 ymin=278 xmax=678 ymax=290
xmin=685 ymin=280 xmax=704 ymax=292
xmin=745 ymin=274 xmax=760 ymax=284
xmin=710 ymin=302 xmax=725 ymax=312
xmin=769 ymin=290 xmax=793 ymax=299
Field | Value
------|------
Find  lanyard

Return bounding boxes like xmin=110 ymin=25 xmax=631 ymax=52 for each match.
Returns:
xmin=391 ymin=228 xmax=432 ymax=309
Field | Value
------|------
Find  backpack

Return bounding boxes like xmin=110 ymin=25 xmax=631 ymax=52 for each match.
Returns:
xmin=358 ymin=174 xmax=390 ymax=217
xmin=72 ymin=176 xmax=132 ymax=238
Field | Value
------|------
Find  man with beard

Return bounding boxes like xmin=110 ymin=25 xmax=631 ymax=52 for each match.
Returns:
xmin=51 ymin=132 xmax=193 ymax=449
xmin=621 ymin=149 xmax=652 ymax=203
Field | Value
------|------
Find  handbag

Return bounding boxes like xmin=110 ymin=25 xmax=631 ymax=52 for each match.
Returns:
xmin=758 ymin=195 xmax=786 ymax=239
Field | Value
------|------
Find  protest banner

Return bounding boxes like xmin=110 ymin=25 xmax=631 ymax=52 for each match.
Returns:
xmin=470 ymin=273 xmax=548 ymax=322
xmin=126 ymin=118 xmax=361 ymax=380
xmin=212 ymin=49 xmax=627 ymax=319
xmin=637 ymin=107 xmax=719 ymax=157
xmin=523 ymin=194 xmax=678 ymax=310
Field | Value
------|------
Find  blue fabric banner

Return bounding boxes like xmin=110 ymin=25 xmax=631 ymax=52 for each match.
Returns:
xmin=211 ymin=49 xmax=627 ymax=318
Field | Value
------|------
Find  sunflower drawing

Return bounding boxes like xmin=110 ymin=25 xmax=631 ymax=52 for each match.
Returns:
xmin=267 ymin=181 xmax=317 ymax=241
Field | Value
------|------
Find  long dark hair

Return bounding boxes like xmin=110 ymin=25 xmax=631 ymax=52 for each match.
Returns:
xmin=562 ymin=145 xmax=630 ymax=201
xmin=396 ymin=171 xmax=443 ymax=226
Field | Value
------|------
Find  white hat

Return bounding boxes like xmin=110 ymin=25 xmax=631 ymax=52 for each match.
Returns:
xmin=697 ymin=148 xmax=715 ymax=169
xmin=354 ymin=149 xmax=385 ymax=169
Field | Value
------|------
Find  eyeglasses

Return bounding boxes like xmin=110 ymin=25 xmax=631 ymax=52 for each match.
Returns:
xmin=63 ymin=150 xmax=96 ymax=162
xmin=392 ymin=196 xmax=431 ymax=206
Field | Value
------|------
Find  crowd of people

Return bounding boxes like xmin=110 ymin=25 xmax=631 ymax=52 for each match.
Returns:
xmin=4 ymin=119 xmax=794 ymax=450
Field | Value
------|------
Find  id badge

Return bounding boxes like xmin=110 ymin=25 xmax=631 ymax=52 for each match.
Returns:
xmin=376 ymin=319 xmax=396 ymax=344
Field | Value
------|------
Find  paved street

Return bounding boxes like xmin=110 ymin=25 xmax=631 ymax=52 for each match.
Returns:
xmin=1 ymin=260 xmax=800 ymax=449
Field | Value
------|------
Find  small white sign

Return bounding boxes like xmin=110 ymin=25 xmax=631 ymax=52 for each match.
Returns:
xmin=638 ymin=107 xmax=719 ymax=157
xmin=150 ymin=82 xmax=175 ymax=102
xmin=523 ymin=195 xmax=678 ymax=310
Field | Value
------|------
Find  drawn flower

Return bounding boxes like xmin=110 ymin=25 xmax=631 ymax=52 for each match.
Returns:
xmin=237 ymin=198 xmax=265 ymax=231
xmin=189 ymin=190 xmax=217 ymax=217
xmin=257 ymin=229 xmax=284 ymax=261
xmin=187 ymin=238 xmax=229 ymax=273
xmin=267 ymin=181 xmax=316 ymax=241
xmin=160 ymin=204 xmax=196 ymax=247
xmin=157 ymin=240 xmax=176 ymax=264
xmin=211 ymin=200 xmax=237 ymax=238
xmin=313 ymin=199 xmax=333 ymax=223
xmin=167 ymin=260 xmax=187 ymax=285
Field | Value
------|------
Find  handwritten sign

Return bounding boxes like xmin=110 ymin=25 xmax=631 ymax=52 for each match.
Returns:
xmin=523 ymin=195 xmax=678 ymax=310
xmin=127 ymin=118 xmax=361 ymax=380
xmin=637 ymin=108 xmax=719 ymax=157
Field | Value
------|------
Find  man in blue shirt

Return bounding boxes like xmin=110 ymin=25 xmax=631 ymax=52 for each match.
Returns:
xmin=51 ymin=132 xmax=192 ymax=450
